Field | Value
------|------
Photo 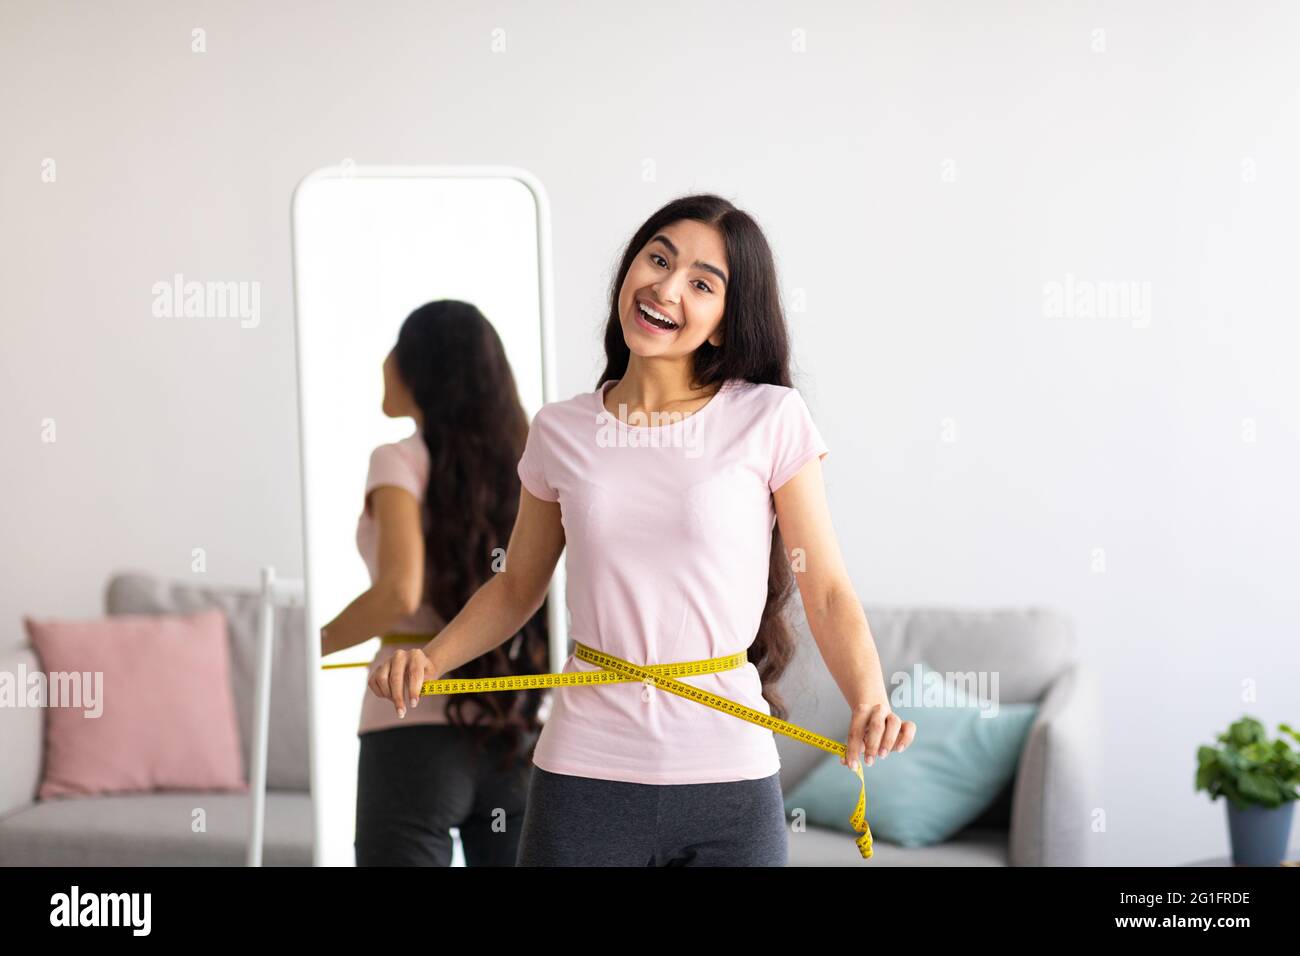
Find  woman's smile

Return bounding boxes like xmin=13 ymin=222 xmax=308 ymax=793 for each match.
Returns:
xmin=633 ymin=298 xmax=680 ymax=335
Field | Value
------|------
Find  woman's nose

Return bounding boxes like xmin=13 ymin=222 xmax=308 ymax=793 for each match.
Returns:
xmin=654 ymin=275 xmax=685 ymax=302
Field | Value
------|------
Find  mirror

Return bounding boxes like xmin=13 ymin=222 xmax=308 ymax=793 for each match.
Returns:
xmin=290 ymin=166 xmax=564 ymax=866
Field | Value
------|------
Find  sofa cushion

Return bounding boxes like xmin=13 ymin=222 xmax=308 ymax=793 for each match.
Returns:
xmin=787 ymin=823 xmax=1008 ymax=866
xmin=104 ymin=571 xmax=310 ymax=791
xmin=775 ymin=604 xmax=1075 ymax=792
xmin=783 ymin=660 xmax=1038 ymax=847
xmin=0 ymin=791 xmax=312 ymax=866
xmin=0 ymin=645 xmax=45 ymax=817
xmin=22 ymin=609 xmax=246 ymax=799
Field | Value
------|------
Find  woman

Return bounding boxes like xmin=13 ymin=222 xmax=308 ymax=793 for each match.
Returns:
xmin=320 ymin=300 xmax=550 ymax=866
xmin=369 ymin=195 xmax=916 ymax=866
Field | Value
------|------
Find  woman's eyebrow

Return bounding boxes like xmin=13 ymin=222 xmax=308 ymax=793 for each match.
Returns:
xmin=649 ymin=234 xmax=728 ymax=287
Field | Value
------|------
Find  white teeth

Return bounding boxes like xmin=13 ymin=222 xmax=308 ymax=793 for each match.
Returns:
xmin=638 ymin=302 xmax=677 ymax=328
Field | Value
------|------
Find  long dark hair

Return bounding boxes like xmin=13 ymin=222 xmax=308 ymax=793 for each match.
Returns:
xmin=597 ymin=193 xmax=803 ymax=720
xmin=392 ymin=300 xmax=550 ymax=771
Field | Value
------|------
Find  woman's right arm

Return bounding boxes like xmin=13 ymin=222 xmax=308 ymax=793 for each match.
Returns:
xmin=368 ymin=484 xmax=565 ymax=717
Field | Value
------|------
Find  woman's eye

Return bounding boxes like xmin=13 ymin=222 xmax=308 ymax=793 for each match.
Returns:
xmin=647 ymin=252 xmax=711 ymax=292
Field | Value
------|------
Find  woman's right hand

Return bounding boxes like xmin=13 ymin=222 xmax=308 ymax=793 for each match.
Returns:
xmin=367 ymin=647 xmax=439 ymax=719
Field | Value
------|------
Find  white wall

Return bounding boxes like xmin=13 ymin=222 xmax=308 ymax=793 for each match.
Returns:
xmin=3 ymin=0 xmax=1297 ymax=866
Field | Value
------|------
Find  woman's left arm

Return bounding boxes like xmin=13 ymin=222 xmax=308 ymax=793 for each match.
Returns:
xmin=320 ymin=485 xmax=426 ymax=657
xmin=772 ymin=455 xmax=916 ymax=770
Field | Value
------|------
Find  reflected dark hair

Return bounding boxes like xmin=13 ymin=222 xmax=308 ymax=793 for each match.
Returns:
xmin=392 ymin=300 xmax=549 ymax=771
xmin=597 ymin=193 xmax=802 ymax=720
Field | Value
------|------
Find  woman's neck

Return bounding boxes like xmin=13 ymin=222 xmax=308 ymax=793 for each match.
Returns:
xmin=606 ymin=364 xmax=720 ymax=418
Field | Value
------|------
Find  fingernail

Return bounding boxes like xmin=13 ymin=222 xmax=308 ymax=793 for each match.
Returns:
xmin=867 ymin=756 xmax=874 ymax=766
xmin=397 ymin=708 xmax=405 ymax=719
xmin=850 ymin=760 xmax=859 ymax=771
xmin=410 ymin=697 xmax=418 ymax=708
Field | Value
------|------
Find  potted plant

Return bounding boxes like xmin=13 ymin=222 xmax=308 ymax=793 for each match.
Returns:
xmin=1195 ymin=716 xmax=1300 ymax=865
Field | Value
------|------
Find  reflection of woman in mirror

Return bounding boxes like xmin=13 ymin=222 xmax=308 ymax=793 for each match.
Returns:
xmin=320 ymin=301 xmax=549 ymax=866
xmin=369 ymin=195 xmax=915 ymax=865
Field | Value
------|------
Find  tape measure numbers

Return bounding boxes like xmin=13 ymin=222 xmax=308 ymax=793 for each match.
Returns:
xmin=323 ymin=633 xmax=872 ymax=859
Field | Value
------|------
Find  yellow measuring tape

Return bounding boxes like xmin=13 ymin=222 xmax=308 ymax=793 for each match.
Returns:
xmin=323 ymin=632 xmax=872 ymax=859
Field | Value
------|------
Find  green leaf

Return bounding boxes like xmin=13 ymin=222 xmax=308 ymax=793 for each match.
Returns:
xmin=1238 ymin=772 xmax=1283 ymax=807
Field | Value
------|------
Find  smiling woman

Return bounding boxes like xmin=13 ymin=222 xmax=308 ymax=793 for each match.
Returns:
xmin=363 ymin=192 xmax=911 ymax=866
xmin=615 ymin=224 xmax=729 ymax=357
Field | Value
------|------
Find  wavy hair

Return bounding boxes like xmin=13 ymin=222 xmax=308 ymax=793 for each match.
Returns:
xmin=392 ymin=300 xmax=550 ymax=771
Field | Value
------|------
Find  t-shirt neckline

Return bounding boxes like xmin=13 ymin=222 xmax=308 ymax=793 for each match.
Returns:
xmin=596 ymin=377 xmax=731 ymax=432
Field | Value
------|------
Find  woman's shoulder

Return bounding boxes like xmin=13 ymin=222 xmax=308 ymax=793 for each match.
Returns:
xmin=368 ymin=432 xmax=428 ymax=477
xmin=526 ymin=384 xmax=603 ymax=426
xmin=723 ymin=378 xmax=802 ymax=410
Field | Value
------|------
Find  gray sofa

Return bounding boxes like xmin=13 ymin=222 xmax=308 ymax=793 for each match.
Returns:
xmin=0 ymin=571 xmax=313 ymax=866
xmin=1 ymin=568 xmax=1096 ymax=866
xmin=776 ymin=604 xmax=1100 ymax=866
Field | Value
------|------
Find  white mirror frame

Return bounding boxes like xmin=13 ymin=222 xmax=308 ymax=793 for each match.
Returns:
xmin=288 ymin=164 xmax=566 ymax=866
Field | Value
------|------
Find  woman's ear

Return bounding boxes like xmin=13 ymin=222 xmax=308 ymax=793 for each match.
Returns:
xmin=708 ymin=321 xmax=724 ymax=348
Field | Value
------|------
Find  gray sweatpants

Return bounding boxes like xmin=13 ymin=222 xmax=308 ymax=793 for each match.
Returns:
xmin=516 ymin=765 xmax=789 ymax=866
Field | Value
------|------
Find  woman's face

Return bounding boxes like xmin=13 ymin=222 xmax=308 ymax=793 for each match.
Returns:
xmin=381 ymin=349 xmax=413 ymax=419
xmin=617 ymin=219 xmax=728 ymax=360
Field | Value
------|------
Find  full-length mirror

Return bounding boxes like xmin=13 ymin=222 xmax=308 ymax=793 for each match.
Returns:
xmin=290 ymin=167 xmax=563 ymax=866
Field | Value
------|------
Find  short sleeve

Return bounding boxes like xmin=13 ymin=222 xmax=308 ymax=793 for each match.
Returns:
xmin=517 ymin=411 xmax=559 ymax=502
xmin=364 ymin=443 xmax=423 ymax=511
xmin=768 ymin=388 xmax=829 ymax=493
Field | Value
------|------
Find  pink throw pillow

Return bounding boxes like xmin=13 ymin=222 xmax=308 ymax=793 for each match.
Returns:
xmin=22 ymin=608 xmax=247 ymax=799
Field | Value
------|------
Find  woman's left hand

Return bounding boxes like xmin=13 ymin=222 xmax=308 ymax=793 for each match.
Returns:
xmin=842 ymin=702 xmax=916 ymax=770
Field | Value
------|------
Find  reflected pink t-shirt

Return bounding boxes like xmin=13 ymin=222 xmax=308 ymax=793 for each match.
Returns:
xmin=355 ymin=433 xmax=513 ymax=736
xmin=516 ymin=377 xmax=829 ymax=784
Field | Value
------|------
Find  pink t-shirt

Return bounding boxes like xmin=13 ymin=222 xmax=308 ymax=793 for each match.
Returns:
xmin=516 ymin=377 xmax=829 ymax=784
xmin=354 ymin=433 xmax=511 ymax=736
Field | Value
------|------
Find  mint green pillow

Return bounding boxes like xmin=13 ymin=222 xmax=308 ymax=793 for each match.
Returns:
xmin=783 ymin=661 xmax=1038 ymax=847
